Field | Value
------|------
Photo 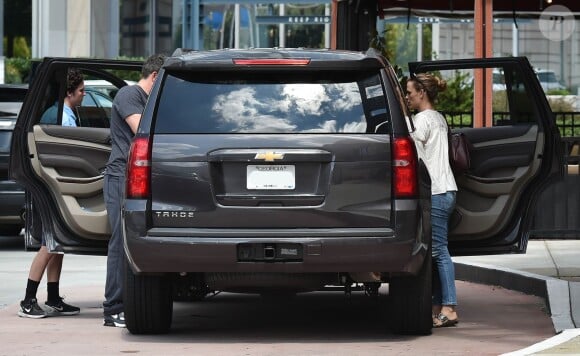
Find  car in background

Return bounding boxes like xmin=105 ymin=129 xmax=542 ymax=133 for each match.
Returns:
xmin=492 ymin=69 xmax=506 ymax=91
xmin=84 ymin=79 xmax=136 ymax=101
xmin=83 ymin=87 xmax=113 ymax=109
xmin=78 ymin=79 xmax=136 ymax=128
xmin=0 ymin=84 xmax=27 ymax=236
xmin=536 ymin=69 xmax=566 ymax=92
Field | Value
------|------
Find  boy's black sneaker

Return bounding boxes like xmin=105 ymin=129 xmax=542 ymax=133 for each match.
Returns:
xmin=44 ymin=297 xmax=80 ymax=316
xmin=104 ymin=312 xmax=126 ymax=328
xmin=18 ymin=298 xmax=47 ymax=319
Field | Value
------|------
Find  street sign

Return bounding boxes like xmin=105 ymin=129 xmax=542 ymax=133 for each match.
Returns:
xmin=382 ymin=16 xmax=530 ymax=24
xmin=256 ymin=16 xmax=331 ymax=25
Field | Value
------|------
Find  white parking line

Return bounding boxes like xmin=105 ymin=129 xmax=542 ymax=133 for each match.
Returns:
xmin=501 ymin=328 xmax=580 ymax=356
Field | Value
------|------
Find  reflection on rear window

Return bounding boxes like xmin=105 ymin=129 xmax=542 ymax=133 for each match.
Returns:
xmin=154 ymin=73 xmax=390 ymax=134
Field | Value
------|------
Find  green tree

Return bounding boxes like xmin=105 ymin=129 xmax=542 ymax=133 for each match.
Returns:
xmin=437 ymin=70 xmax=474 ymax=113
xmin=384 ymin=23 xmax=432 ymax=72
xmin=13 ymin=37 xmax=31 ymax=58
xmin=5 ymin=57 xmax=31 ymax=84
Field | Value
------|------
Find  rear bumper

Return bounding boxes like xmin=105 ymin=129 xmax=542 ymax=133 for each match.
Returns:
xmin=123 ymin=201 xmax=428 ymax=275
xmin=125 ymin=234 xmax=426 ymax=275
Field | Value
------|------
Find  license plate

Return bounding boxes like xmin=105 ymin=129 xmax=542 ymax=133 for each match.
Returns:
xmin=246 ymin=165 xmax=295 ymax=190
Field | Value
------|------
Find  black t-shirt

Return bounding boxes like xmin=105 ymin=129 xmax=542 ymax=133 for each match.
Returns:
xmin=105 ymin=84 xmax=148 ymax=177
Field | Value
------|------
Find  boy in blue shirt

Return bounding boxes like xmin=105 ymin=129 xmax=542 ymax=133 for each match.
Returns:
xmin=18 ymin=68 xmax=85 ymax=319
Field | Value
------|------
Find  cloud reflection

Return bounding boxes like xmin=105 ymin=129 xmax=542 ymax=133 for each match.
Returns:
xmin=212 ymin=83 xmax=365 ymax=133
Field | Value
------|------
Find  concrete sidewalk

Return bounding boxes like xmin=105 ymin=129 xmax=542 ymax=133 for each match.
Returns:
xmin=455 ymin=239 xmax=580 ymax=355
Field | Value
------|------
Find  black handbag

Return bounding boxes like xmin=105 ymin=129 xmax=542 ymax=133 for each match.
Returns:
xmin=448 ymin=128 xmax=471 ymax=175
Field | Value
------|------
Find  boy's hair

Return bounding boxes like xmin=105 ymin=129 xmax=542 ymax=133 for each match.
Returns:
xmin=67 ymin=68 xmax=84 ymax=94
xmin=142 ymin=54 xmax=166 ymax=78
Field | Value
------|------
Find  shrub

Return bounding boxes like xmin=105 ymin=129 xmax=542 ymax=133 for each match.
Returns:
xmin=547 ymin=96 xmax=575 ymax=112
xmin=437 ymin=70 xmax=474 ymax=113
xmin=5 ymin=57 xmax=31 ymax=83
xmin=547 ymin=88 xmax=570 ymax=95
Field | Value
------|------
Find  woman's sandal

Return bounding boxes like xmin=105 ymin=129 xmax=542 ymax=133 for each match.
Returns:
xmin=433 ymin=313 xmax=459 ymax=328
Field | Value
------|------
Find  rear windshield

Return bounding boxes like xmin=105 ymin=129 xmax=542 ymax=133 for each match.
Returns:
xmin=153 ymin=71 xmax=391 ymax=134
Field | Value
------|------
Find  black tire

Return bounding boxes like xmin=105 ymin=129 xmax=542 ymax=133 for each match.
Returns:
xmin=123 ymin=261 xmax=173 ymax=334
xmin=389 ymin=247 xmax=432 ymax=335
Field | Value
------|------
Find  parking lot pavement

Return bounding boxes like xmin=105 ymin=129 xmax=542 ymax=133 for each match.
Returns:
xmin=0 ymin=282 xmax=556 ymax=355
xmin=1 ymin=237 xmax=577 ymax=354
xmin=456 ymin=239 xmax=580 ymax=355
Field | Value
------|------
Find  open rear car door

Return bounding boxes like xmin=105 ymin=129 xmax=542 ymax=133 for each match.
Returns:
xmin=10 ymin=58 xmax=143 ymax=253
xmin=409 ymin=57 xmax=564 ymax=255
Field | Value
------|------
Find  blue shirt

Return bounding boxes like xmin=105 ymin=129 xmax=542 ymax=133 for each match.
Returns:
xmin=39 ymin=102 xmax=78 ymax=127
xmin=62 ymin=105 xmax=77 ymax=127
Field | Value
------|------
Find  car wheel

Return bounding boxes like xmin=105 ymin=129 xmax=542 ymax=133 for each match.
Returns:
xmin=388 ymin=245 xmax=432 ymax=335
xmin=123 ymin=260 xmax=173 ymax=334
xmin=0 ymin=224 xmax=23 ymax=236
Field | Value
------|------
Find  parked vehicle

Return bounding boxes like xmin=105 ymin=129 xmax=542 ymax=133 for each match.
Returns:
xmin=83 ymin=79 xmax=136 ymax=106
xmin=0 ymin=84 xmax=27 ymax=236
xmin=83 ymin=87 xmax=113 ymax=108
xmin=536 ymin=69 xmax=566 ymax=92
xmin=10 ymin=51 xmax=564 ymax=335
xmin=492 ymin=69 xmax=506 ymax=91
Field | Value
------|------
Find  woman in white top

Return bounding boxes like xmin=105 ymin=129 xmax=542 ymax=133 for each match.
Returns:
xmin=406 ymin=73 xmax=459 ymax=328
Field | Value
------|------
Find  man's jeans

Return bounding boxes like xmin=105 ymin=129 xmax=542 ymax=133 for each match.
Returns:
xmin=103 ymin=174 xmax=125 ymax=316
xmin=431 ymin=191 xmax=457 ymax=306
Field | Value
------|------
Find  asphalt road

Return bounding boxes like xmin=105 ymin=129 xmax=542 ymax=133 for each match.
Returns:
xmin=0 ymin=234 xmax=556 ymax=355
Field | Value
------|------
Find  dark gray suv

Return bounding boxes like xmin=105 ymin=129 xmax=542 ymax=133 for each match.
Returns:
xmin=11 ymin=50 xmax=563 ymax=335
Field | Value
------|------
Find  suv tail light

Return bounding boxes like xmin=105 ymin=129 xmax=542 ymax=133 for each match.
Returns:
xmin=126 ymin=137 xmax=151 ymax=199
xmin=392 ymin=136 xmax=418 ymax=198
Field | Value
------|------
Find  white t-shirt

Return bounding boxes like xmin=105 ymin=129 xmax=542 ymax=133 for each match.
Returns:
xmin=409 ymin=109 xmax=457 ymax=195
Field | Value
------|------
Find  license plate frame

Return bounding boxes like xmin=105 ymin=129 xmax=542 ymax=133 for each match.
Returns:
xmin=246 ymin=165 xmax=296 ymax=190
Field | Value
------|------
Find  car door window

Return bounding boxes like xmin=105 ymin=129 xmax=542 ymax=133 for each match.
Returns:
xmin=77 ymin=78 xmax=118 ymax=128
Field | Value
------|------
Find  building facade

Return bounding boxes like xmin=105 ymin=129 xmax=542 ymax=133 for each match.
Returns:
xmin=28 ymin=0 xmax=331 ymax=58
xmin=7 ymin=0 xmax=580 ymax=91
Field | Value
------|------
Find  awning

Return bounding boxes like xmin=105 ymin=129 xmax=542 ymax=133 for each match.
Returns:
xmin=376 ymin=0 xmax=580 ymax=18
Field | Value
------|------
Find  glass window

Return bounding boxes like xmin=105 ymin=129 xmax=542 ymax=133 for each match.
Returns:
xmin=154 ymin=71 xmax=390 ymax=134
xmin=435 ymin=66 xmax=540 ymax=128
xmin=120 ymin=0 xmax=175 ymax=57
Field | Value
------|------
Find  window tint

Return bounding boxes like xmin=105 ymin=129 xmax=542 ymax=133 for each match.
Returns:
xmin=497 ymin=66 xmax=537 ymax=125
xmin=82 ymin=93 xmax=97 ymax=107
xmin=435 ymin=66 xmax=540 ymax=128
xmin=154 ymin=71 xmax=390 ymax=134
xmin=92 ymin=91 xmax=113 ymax=108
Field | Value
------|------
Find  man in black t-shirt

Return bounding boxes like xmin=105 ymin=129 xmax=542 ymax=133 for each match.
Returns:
xmin=103 ymin=54 xmax=165 ymax=328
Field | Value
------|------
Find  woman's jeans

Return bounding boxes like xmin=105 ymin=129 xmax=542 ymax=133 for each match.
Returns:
xmin=431 ymin=191 xmax=457 ymax=306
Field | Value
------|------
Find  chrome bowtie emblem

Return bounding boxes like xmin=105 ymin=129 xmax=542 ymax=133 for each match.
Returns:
xmin=255 ymin=152 xmax=284 ymax=162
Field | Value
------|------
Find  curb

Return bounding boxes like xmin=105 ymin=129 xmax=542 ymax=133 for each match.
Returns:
xmin=454 ymin=261 xmax=576 ymax=333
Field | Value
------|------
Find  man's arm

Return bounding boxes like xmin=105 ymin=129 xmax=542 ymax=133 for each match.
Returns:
xmin=125 ymin=113 xmax=142 ymax=134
